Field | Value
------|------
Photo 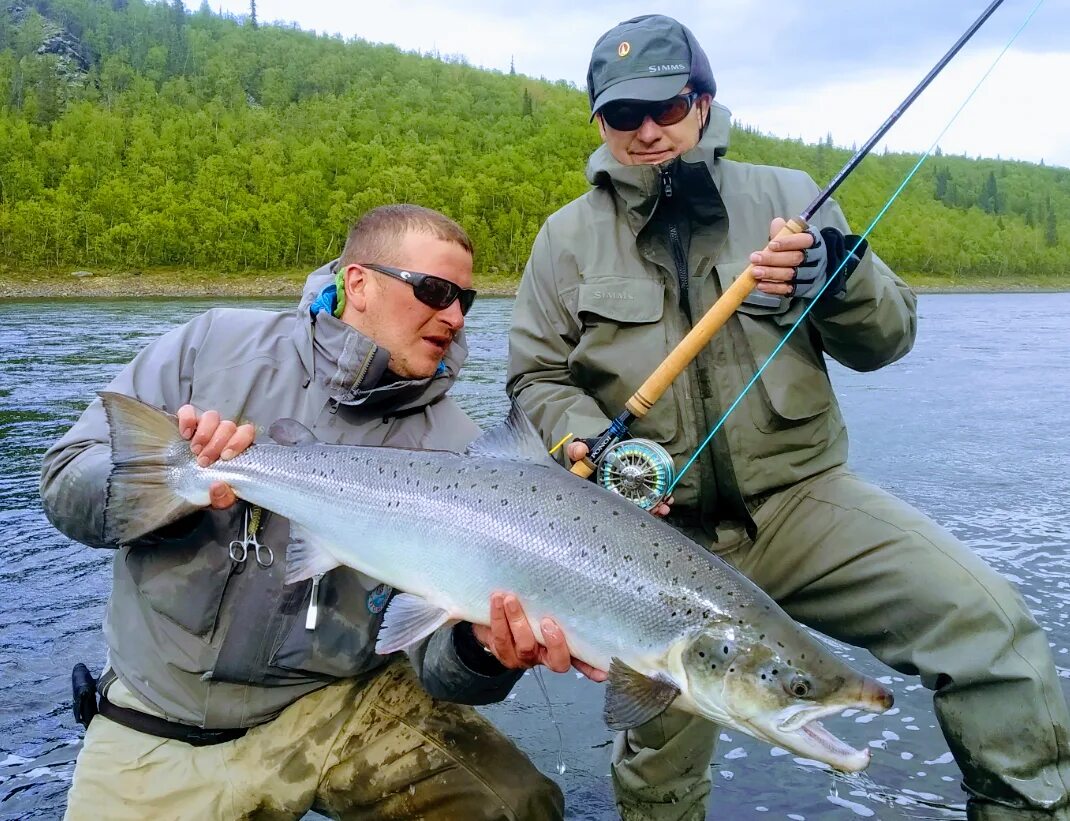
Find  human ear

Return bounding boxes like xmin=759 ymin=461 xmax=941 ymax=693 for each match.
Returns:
xmin=343 ymin=264 xmax=369 ymax=312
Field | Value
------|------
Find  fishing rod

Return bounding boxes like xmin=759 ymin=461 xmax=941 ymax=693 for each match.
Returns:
xmin=573 ymin=0 xmax=1009 ymax=509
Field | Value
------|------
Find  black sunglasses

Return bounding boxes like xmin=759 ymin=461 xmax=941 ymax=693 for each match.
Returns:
xmin=360 ymin=263 xmax=477 ymax=316
xmin=600 ymin=92 xmax=701 ymax=133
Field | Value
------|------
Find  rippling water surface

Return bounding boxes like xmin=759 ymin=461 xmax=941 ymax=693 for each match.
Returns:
xmin=2 ymin=293 xmax=1068 ymax=820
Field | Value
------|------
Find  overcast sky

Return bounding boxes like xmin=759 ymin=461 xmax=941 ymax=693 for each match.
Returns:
xmin=196 ymin=0 xmax=1070 ymax=168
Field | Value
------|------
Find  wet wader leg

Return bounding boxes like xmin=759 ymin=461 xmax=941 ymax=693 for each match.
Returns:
xmin=63 ymin=679 xmax=248 ymax=821
xmin=741 ymin=469 xmax=1070 ymax=820
xmin=611 ymin=708 xmax=717 ymax=821
xmin=313 ymin=661 xmax=564 ymax=821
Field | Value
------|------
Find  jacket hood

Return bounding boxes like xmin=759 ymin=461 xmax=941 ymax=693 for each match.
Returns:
xmin=296 ymin=263 xmax=469 ymax=414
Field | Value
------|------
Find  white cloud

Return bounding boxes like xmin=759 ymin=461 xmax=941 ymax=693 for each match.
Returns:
xmin=199 ymin=0 xmax=1070 ymax=167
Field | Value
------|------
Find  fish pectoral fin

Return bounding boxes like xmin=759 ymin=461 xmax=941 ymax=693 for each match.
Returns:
xmin=284 ymin=524 xmax=343 ymax=584
xmin=603 ymin=657 xmax=681 ymax=731
xmin=269 ymin=418 xmax=320 ymax=447
xmin=375 ymin=593 xmax=452 ymax=655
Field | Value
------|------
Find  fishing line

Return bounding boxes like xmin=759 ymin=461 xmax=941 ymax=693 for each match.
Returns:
xmin=530 ymin=668 xmax=568 ymax=774
xmin=668 ymin=0 xmax=1045 ymax=494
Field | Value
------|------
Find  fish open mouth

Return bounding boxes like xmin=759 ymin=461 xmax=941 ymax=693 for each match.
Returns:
xmin=743 ymin=680 xmax=894 ymax=773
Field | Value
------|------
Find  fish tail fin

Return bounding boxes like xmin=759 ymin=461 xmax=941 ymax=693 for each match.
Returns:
xmin=99 ymin=391 xmax=202 ymax=545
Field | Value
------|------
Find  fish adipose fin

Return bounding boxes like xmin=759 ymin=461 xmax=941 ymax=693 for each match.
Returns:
xmin=269 ymin=418 xmax=319 ymax=447
xmin=99 ymin=391 xmax=203 ymax=545
xmin=376 ymin=593 xmax=452 ymax=654
xmin=604 ymin=657 xmax=681 ymax=731
xmin=465 ymin=400 xmax=558 ymax=467
xmin=284 ymin=523 xmax=343 ymax=584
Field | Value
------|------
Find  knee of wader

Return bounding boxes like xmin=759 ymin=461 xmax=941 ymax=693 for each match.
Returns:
xmin=508 ymin=773 xmax=564 ymax=821
xmin=921 ymin=565 xmax=1043 ymax=680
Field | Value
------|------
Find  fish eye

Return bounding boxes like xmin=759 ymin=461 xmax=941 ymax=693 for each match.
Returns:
xmin=787 ymin=675 xmax=812 ymax=698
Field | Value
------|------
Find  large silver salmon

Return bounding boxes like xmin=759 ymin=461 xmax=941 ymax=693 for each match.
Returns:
xmin=101 ymin=391 xmax=892 ymax=771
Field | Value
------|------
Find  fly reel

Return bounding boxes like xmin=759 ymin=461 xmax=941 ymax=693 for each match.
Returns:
xmin=595 ymin=439 xmax=675 ymax=510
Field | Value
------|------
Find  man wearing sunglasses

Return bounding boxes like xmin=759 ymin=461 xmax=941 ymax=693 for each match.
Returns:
xmin=44 ymin=204 xmax=570 ymax=819
xmin=508 ymin=13 xmax=1070 ymax=821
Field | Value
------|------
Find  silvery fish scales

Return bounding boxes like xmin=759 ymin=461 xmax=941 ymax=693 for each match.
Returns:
xmin=101 ymin=391 xmax=893 ymax=771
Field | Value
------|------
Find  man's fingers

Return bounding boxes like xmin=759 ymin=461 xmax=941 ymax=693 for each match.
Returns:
xmin=208 ymin=481 xmax=237 ymax=510
xmin=574 ymin=659 xmax=608 ymax=683
xmin=540 ymin=619 xmax=573 ymax=674
xmin=198 ymin=420 xmax=238 ymax=467
xmin=189 ymin=410 xmax=219 ymax=456
xmin=505 ymin=595 xmax=538 ymax=664
xmin=176 ymin=405 xmax=198 ymax=440
xmin=221 ymin=423 xmax=256 ymax=461
xmin=566 ymin=441 xmax=589 ymax=463
xmin=489 ymin=594 xmax=519 ymax=668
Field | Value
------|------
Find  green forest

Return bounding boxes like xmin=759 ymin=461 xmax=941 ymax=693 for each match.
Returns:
xmin=1 ymin=0 xmax=1068 ymax=288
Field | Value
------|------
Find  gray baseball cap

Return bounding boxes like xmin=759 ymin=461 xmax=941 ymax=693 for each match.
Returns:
xmin=587 ymin=15 xmax=716 ymax=118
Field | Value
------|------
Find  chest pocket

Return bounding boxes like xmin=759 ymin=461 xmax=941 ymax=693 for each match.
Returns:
xmin=571 ymin=277 xmax=678 ymax=443
xmin=714 ymin=262 xmax=833 ymax=433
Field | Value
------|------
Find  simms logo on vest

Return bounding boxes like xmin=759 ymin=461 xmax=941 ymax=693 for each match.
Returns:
xmin=592 ymin=291 xmax=635 ymax=300
xmin=648 ymin=64 xmax=687 ymax=73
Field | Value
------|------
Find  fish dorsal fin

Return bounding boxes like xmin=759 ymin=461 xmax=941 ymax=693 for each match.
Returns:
xmin=375 ymin=593 xmax=454 ymax=654
xmin=603 ymin=657 xmax=681 ymax=731
xmin=465 ymin=400 xmax=557 ymax=466
xmin=269 ymin=418 xmax=319 ymax=447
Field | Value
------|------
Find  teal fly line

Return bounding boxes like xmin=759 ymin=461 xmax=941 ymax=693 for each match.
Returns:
xmin=668 ymin=0 xmax=1046 ymax=495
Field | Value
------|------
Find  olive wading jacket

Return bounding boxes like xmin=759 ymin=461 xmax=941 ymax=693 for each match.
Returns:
xmin=507 ymin=103 xmax=918 ymax=534
xmin=41 ymin=268 xmax=519 ymax=729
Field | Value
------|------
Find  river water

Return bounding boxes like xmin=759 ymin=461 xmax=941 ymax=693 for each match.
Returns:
xmin=1 ymin=293 xmax=1068 ymax=820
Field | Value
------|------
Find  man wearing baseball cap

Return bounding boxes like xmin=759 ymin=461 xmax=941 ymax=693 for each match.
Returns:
xmin=508 ymin=14 xmax=1070 ymax=821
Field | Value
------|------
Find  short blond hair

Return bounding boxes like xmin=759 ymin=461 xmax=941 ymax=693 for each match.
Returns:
xmin=339 ymin=205 xmax=473 ymax=267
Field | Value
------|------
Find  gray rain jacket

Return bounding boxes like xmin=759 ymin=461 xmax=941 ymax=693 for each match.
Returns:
xmin=40 ymin=267 xmax=518 ymax=728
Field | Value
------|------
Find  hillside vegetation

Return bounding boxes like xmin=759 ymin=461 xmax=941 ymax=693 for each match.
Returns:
xmin=1 ymin=0 xmax=1068 ymax=287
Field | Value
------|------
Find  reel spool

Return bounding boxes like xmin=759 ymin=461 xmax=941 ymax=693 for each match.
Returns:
xmin=596 ymin=439 xmax=675 ymax=511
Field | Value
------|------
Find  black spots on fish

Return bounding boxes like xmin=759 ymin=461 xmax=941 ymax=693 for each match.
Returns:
xmin=671 ymin=577 xmax=678 ymax=585
xmin=640 ymin=522 xmax=647 ymax=529
xmin=591 ymin=525 xmax=598 ymax=534
xmin=759 ymin=633 xmax=766 ymax=641
xmin=715 ymin=584 xmax=722 ymax=591
xmin=490 ymin=484 xmax=499 ymax=490
xmin=722 ymin=645 xmax=730 ymax=655
xmin=501 ymin=499 xmax=508 ymax=506
xmin=652 ymin=542 xmax=659 ymax=548
xmin=664 ymin=560 xmax=671 ymax=568
xmin=580 ymin=550 xmax=588 ymax=558
xmin=726 ymin=591 xmax=734 ymax=597
xmin=435 ymin=467 xmax=443 ymax=474
xmin=612 ymin=510 xmax=619 ymax=516
xmin=686 ymin=609 xmax=692 ymax=616
xmin=378 ymin=467 xmax=384 ymax=475
xmin=591 ymin=498 xmax=598 ymax=505
xmin=652 ymin=552 xmax=659 ymax=560
xmin=601 ymin=545 xmax=608 ymax=554
xmin=698 ymin=651 xmax=705 ymax=658
xmin=623 ymin=554 xmax=632 ymax=562
xmin=761 ymin=673 xmax=767 ymax=680
xmin=408 ymin=461 xmax=414 ymax=468
xmin=556 ymin=494 xmax=563 ymax=502
xmin=531 ymin=485 xmax=538 ymax=493
xmin=548 ymin=522 xmax=554 ymax=531
xmin=636 ymin=584 xmax=644 ymax=593
xmin=702 ymin=610 xmax=710 ymax=619
xmin=573 ymin=515 xmax=581 ymax=522
xmin=490 ymin=468 xmax=499 ymax=474
xmin=612 ymin=571 xmax=617 ymax=578
xmin=771 ymin=668 xmax=779 ymax=676
xmin=777 ymin=641 xmax=785 ymax=649
xmin=800 ymin=653 xmax=806 ymax=661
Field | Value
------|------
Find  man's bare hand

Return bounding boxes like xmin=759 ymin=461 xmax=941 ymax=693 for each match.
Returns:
xmin=566 ymin=441 xmax=673 ymax=517
xmin=176 ymin=405 xmax=256 ymax=509
xmin=749 ymin=217 xmax=815 ymax=296
xmin=472 ymin=593 xmax=607 ymax=682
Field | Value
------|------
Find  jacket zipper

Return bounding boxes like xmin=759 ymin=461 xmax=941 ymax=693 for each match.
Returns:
xmin=661 ymin=168 xmax=690 ymax=317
